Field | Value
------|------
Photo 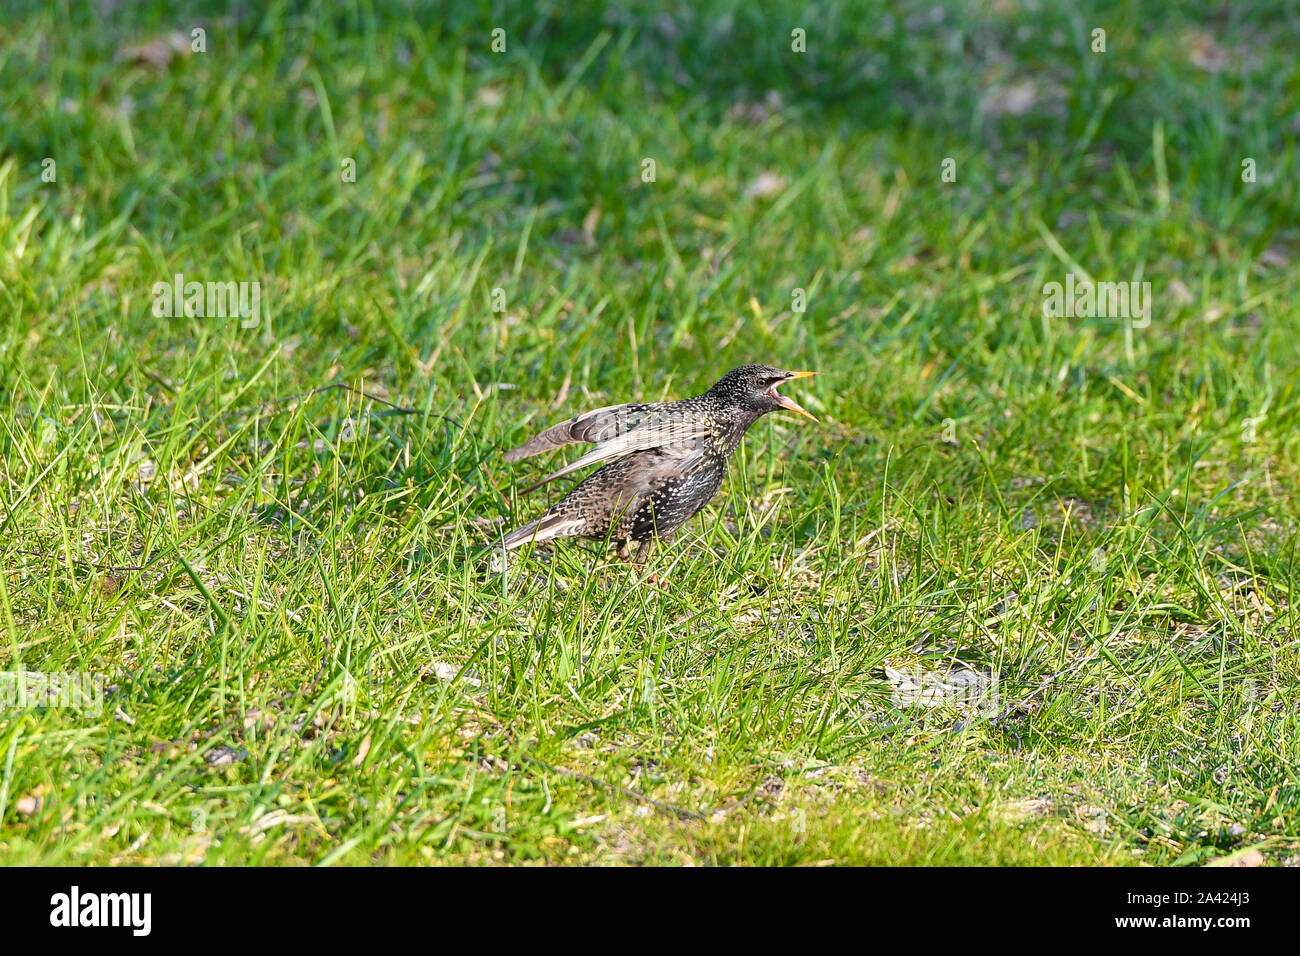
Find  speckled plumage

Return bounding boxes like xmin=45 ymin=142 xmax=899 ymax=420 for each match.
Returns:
xmin=499 ymin=365 xmax=817 ymax=562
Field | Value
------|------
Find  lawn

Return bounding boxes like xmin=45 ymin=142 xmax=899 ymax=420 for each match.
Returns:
xmin=1 ymin=0 xmax=1298 ymax=865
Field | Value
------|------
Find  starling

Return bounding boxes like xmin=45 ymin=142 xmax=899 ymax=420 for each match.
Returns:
xmin=499 ymin=364 xmax=817 ymax=562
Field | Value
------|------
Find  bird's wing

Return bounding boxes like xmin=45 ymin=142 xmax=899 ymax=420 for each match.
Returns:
xmin=528 ymin=421 xmax=711 ymax=489
xmin=506 ymin=402 xmax=714 ymax=492
xmin=503 ymin=402 xmax=661 ymax=461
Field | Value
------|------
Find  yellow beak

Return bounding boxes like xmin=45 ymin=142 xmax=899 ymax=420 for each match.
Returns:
xmin=775 ymin=371 xmax=819 ymax=422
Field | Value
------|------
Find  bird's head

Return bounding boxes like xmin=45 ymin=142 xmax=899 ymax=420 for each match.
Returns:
xmin=707 ymin=364 xmax=819 ymax=422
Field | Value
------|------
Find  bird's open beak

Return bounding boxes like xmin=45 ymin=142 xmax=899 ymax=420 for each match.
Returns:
xmin=775 ymin=371 xmax=819 ymax=422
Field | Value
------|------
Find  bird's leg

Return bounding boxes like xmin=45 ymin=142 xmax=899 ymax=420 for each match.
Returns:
xmin=617 ymin=539 xmax=662 ymax=587
xmin=634 ymin=534 xmax=674 ymax=588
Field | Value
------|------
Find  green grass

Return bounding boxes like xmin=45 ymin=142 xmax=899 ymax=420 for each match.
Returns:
xmin=1 ymin=0 xmax=1298 ymax=865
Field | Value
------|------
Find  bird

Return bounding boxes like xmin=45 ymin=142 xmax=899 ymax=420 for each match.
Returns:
xmin=498 ymin=364 xmax=818 ymax=564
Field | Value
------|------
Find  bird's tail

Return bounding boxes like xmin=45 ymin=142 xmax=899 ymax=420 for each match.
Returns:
xmin=498 ymin=511 xmax=586 ymax=551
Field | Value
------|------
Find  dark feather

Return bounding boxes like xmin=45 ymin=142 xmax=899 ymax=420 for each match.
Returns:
xmin=505 ymin=402 xmax=714 ymax=493
xmin=502 ymin=402 xmax=656 ymax=461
